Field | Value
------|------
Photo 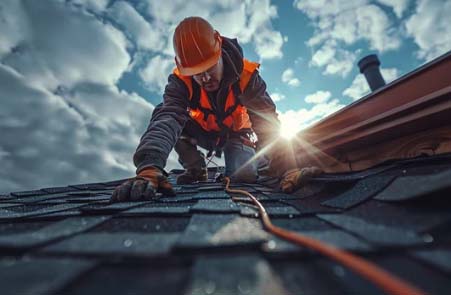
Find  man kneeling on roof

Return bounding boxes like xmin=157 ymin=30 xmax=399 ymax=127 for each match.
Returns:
xmin=112 ymin=17 xmax=320 ymax=202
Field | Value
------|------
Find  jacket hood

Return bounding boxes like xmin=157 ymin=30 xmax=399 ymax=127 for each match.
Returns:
xmin=221 ymin=37 xmax=244 ymax=82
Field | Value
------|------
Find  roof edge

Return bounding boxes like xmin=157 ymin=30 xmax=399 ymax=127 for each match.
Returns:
xmin=293 ymin=51 xmax=451 ymax=172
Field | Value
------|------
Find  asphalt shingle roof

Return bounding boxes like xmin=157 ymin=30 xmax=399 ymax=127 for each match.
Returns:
xmin=1 ymin=154 xmax=451 ymax=294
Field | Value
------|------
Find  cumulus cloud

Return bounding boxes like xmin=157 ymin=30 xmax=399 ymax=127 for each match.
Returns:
xmin=278 ymin=98 xmax=345 ymax=137
xmin=305 ymin=90 xmax=332 ymax=104
xmin=270 ymin=92 xmax=286 ymax=102
xmin=310 ymin=41 xmax=356 ymax=77
xmin=296 ymin=0 xmax=401 ymax=51
xmin=144 ymin=0 xmax=285 ymax=60
xmin=70 ymin=0 xmax=109 ymax=13
xmin=294 ymin=0 xmax=402 ymax=77
xmin=0 ymin=64 xmax=154 ymax=193
xmin=139 ymin=55 xmax=175 ymax=94
xmin=376 ymin=0 xmax=409 ymax=18
xmin=281 ymin=68 xmax=301 ymax=87
xmin=62 ymin=0 xmax=285 ymax=85
xmin=0 ymin=1 xmax=29 ymax=58
xmin=343 ymin=67 xmax=399 ymax=100
xmin=253 ymin=27 xmax=284 ymax=59
xmin=1 ymin=0 xmax=130 ymax=90
xmin=0 ymin=0 xmax=182 ymax=193
xmin=405 ymin=0 xmax=451 ymax=61
xmin=108 ymin=1 xmax=165 ymax=52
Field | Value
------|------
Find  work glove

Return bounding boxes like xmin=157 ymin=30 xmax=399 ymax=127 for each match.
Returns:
xmin=279 ymin=167 xmax=323 ymax=193
xmin=111 ymin=166 xmax=175 ymax=202
xmin=265 ymin=138 xmax=298 ymax=178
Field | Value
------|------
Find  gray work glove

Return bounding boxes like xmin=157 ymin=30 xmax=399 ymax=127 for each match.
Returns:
xmin=111 ymin=166 xmax=175 ymax=202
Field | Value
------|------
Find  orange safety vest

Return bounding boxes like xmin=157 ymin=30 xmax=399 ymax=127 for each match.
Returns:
xmin=173 ymin=59 xmax=259 ymax=133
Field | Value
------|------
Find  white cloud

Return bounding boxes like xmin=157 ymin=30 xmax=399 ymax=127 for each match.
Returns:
xmin=311 ymin=44 xmax=336 ymax=67
xmin=323 ymin=55 xmax=356 ymax=77
xmin=294 ymin=0 xmax=402 ymax=77
xmin=311 ymin=41 xmax=356 ymax=77
xmin=278 ymin=98 xmax=345 ymax=137
xmin=281 ymin=68 xmax=301 ymax=87
xmin=0 ymin=63 xmax=154 ymax=193
xmin=270 ymin=92 xmax=286 ymax=102
xmin=305 ymin=90 xmax=332 ymax=104
xmin=139 ymin=55 xmax=175 ymax=94
xmin=342 ymin=73 xmax=369 ymax=100
xmin=343 ymin=67 xmax=399 ymax=100
xmin=70 ymin=0 xmax=109 ymax=13
xmin=108 ymin=1 xmax=165 ymax=52
xmin=381 ymin=67 xmax=399 ymax=81
xmin=253 ymin=27 xmax=285 ymax=60
xmin=0 ymin=0 xmax=29 ymax=58
xmin=1 ymin=0 xmax=130 ymax=90
xmin=144 ymin=0 xmax=285 ymax=60
xmin=0 ymin=147 xmax=10 ymax=160
xmin=376 ymin=0 xmax=410 ymax=18
xmin=0 ymin=1 xmax=182 ymax=193
xmin=295 ymin=0 xmax=400 ymax=51
xmin=0 ymin=0 xmax=286 ymax=193
xmin=355 ymin=4 xmax=401 ymax=52
xmin=405 ymin=0 xmax=451 ymax=61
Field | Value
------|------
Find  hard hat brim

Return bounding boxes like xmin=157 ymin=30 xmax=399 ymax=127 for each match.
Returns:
xmin=176 ymin=38 xmax=222 ymax=76
xmin=175 ymin=31 xmax=222 ymax=76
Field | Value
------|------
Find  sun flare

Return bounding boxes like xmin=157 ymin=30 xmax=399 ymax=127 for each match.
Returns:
xmin=279 ymin=114 xmax=302 ymax=139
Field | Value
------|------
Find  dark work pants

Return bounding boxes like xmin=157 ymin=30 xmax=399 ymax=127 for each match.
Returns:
xmin=174 ymin=119 xmax=258 ymax=182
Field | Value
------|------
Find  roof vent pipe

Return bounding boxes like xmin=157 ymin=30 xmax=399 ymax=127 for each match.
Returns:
xmin=358 ymin=54 xmax=386 ymax=91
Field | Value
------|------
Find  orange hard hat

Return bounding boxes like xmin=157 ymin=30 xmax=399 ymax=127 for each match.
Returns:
xmin=173 ymin=17 xmax=222 ymax=76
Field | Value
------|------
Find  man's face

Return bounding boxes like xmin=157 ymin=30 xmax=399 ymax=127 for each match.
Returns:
xmin=192 ymin=57 xmax=223 ymax=92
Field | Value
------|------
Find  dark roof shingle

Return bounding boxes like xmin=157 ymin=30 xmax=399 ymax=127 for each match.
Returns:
xmin=1 ymin=155 xmax=451 ymax=294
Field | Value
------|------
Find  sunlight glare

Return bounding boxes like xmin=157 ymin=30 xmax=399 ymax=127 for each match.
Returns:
xmin=279 ymin=115 xmax=301 ymax=139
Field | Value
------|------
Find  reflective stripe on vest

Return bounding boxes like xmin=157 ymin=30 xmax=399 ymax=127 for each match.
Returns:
xmin=173 ymin=59 xmax=259 ymax=132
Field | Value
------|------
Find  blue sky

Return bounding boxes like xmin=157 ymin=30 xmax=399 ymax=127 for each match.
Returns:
xmin=1 ymin=0 xmax=450 ymax=193
xmin=116 ymin=0 xmax=450 ymax=133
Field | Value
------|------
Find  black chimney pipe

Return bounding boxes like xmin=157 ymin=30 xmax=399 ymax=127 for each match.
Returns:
xmin=358 ymin=54 xmax=386 ymax=91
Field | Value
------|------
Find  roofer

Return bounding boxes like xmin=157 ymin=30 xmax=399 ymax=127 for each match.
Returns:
xmin=112 ymin=17 xmax=311 ymax=202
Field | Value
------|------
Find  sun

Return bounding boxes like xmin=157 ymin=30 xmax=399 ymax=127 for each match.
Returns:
xmin=280 ymin=125 xmax=295 ymax=139
xmin=279 ymin=114 xmax=300 ymax=139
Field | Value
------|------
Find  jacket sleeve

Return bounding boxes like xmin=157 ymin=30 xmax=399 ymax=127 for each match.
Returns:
xmin=133 ymin=74 xmax=190 ymax=174
xmin=239 ymin=71 xmax=280 ymax=149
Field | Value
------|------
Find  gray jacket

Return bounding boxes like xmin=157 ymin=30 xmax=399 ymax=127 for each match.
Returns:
xmin=133 ymin=37 xmax=279 ymax=174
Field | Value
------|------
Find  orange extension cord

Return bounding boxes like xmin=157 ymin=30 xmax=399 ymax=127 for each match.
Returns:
xmin=224 ymin=177 xmax=425 ymax=295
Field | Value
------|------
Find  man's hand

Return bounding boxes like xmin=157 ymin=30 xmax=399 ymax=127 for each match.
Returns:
xmin=280 ymin=167 xmax=323 ymax=193
xmin=111 ymin=167 xmax=175 ymax=202
xmin=265 ymin=138 xmax=298 ymax=178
